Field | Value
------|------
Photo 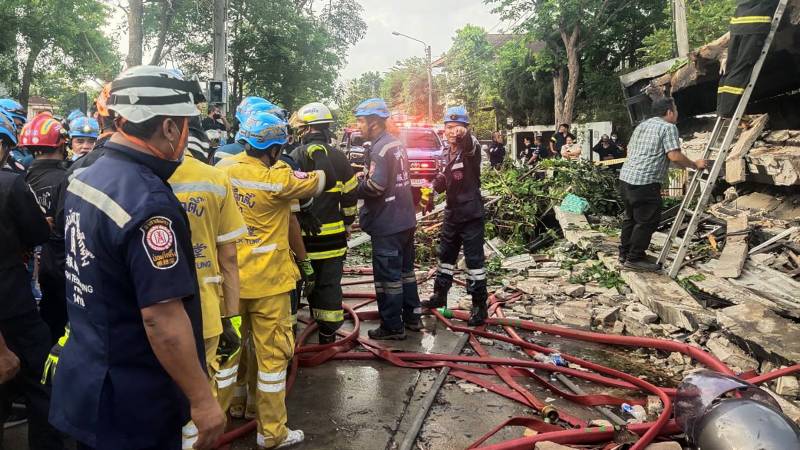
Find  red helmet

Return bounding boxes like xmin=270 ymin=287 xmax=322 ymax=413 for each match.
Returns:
xmin=20 ymin=113 xmax=66 ymax=148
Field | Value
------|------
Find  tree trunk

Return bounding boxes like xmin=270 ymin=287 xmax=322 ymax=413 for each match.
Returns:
xmin=19 ymin=43 xmax=42 ymax=109
xmin=149 ymin=0 xmax=180 ymax=65
xmin=555 ymin=24 xmax=580 ymax=126
xmin=126 ymin=0 xmax=144 ymax=68
xmin=552 ymin=67 xmax=565 ymax=125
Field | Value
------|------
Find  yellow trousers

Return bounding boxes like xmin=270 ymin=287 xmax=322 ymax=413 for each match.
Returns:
xmin=240 ymin=293 xmax=294 ymax=448
xmin=182 ymin=335 xmax=242 ymax=449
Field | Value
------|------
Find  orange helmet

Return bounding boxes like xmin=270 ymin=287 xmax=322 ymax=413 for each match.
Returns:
xmin=96 ymin=82 xmax=112 ymax=117
xmin=19 ymin=113 xmax=66 ymax=148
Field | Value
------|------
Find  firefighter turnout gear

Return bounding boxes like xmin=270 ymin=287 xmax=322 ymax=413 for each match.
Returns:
xmin=424 ymin=114 xmax=488 ymax=327
xmin=169 ymin=150 xmax=247 ymax=418
xmin=290 ymin=126 xmax=358 ymax=339
xmin=221 ymin=144 xmax=330 ymax=447
xmin=717 ymin=0 xmax=780 ymax=117
xmin=356 ymin=126 xmax=420 ymax=336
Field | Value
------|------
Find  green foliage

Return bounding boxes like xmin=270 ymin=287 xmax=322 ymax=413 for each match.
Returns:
xmin=568 ymin=261 xmax=625 ymax=289
xmin=482 ymin=159 xmax=622 ymax=251
xmin=335 ymin=71 xmax=383 ymax=127
xmin=377 ymin=57 xmax=444 ymax=121
xmin=678 ymin=273 xmax=706 ymax=294
xmin=638 ymin=0 xmax=736 ymax=65
xmin=494 ymin=40 xmax=554 ymax=126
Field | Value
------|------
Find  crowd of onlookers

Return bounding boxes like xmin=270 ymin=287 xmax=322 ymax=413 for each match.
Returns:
xmin=483 ymin=124 xmax=627 ymax=169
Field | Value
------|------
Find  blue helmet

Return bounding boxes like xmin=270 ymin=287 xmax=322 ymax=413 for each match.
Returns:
xmin=67 ymin=109 xmax=85 ymax=123
xmin=444 ymin=106 xmax=469 ymax=125
xmin=0 ymin=110 xmax=18 ymax=145
xmin=235 ymin=96 xmax=268 ymax=123
xmin=68 ymin=117 xmax=100 ymax=139
xmin=0 ymin=99 xmax=26 ymax=124
xmin=236 ymin=112 xmax=288 ymax=150
xmin=354 ymin=98 xmax=390 ymax=119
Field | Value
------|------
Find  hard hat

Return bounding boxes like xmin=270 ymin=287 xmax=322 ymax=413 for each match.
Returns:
xmin=354 ymin=98 xmax=390 ymax=119
xmin=236 ymin=112 xmax=288 ymax=150
xmin=297 ymin=102 xmax=334 ymax=125
xmin=444 ymin=106 xmax=469 ymax=125
xmin=96 ymin=83 xmax=112 ymax=118
xmin=107 ymin=65 xmax=203 ymax=123
xmin=20 ymin=114 xmax=66 ymax=148
xmin=693 ymin=398 xmax=800 ymax=449
xmin=0 ymin=99 xmax=27 ymax=124
xmin=0 ymin=111 xmax=18 ymax=145
xmin=235 ymin=96 xmax=268 ymax=123
xmin=187 ymin=116 xmax=211 ymax=161
xmin=67 ymin=109 xmax=85 ymax=123
xmin=68 ymin=117 xmax=99 ymax=139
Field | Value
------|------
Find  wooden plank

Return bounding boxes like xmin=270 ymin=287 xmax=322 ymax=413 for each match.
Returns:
xmin=713 ymin=214 xmax=749 ymax=278
xmin=725 ymin=114 xmax=768 ymax=184
xmin=700 ymin=260 xmax=800 ymax=312
xmin=749 ymin=226 xmax=799 ymax=255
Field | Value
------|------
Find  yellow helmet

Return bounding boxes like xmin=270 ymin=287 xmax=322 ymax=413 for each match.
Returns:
xmin=297 ymin=102 xmax=334 ymax=125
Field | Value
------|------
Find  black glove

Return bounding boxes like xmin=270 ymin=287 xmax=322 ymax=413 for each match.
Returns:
xmin=432 ymin=172 xmax=447 ymax=193
xmin=296 ymin=208 xmax=322 ymax=236
xmin=297 ymin=257 xmax=316 ymax=299
xmin=217 ymin=316 xmax=242 ymax=362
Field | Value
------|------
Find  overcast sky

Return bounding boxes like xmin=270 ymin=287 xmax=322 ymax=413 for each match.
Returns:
xmin=341 ymin=0 xmax=502 ymax=80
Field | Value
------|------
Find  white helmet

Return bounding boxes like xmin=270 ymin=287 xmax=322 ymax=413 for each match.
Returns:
xmin=107 ymin=65 xmax=203 ymax=123
xmin=297 ymin=102 xmax=334 ymax=125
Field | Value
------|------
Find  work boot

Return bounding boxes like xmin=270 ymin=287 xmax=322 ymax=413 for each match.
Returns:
xmin=617 ymin=253 xmax=626 ymax=265
xmin=623 ymin=259 xmax=661 ymax=273
xmin=318 ymin=331 xmax=336 ymax=345
xmin=421 ymin=281 xmax=449 ymax=309
xmin=467 ymin=293 xmax=488 ymax=327
xmin=404 ymin=316 xmax=423 ymax=332
xmin=367 ymin=326 xmax=407 ymax=340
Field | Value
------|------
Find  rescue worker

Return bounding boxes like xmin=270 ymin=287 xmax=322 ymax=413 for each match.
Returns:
xmin=49 ymin=65 xmax=225 ymax=450
xmin=422 ymin=106 xmax=488 ymax=327
xmin=0 ymin=98 xmax=32 ymax=172
xmin=21 ymin=114 xmax=70 ymax=343
xmin=289 ymin=102 xmax=358 ymax=344
xmin=68 ymin=116 xmax=99 ymax=161
xmin=221 ymin=111 xmax=337 ymax=448
xmin=0 ymin=111 xmax=65 ymax=450
xmin=353 ymin=98 xmax=421 ymax=340
xmin=216 ymin=97 xmax=281 ymax=163
xmin=717 ymin=0 xmax=780 ymax=117
xmin=170 ymin=116 xmax=247 ymax=448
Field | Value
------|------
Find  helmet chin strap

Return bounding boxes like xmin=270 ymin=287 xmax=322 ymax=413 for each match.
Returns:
xmin=115 ymin=116 xmax=189 ymax=161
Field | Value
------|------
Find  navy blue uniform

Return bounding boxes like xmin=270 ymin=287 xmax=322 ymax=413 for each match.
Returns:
xmin=50 ymin=142 xmax=204 ymax=450
xmin=356 ymin=131 xmax=419 ymax=331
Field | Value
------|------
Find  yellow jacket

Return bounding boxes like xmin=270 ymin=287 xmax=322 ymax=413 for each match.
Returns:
xmin=169 ymin=153 xmax=247 ymax=338
xmin=221 ymin=154 xmax=325 ymax=298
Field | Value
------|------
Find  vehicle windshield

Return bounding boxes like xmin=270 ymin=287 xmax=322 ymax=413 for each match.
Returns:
xmin=400 ymin=128 xmax=440 ymax=149
xmin=350 ymin=132 xmax=366 ymax=147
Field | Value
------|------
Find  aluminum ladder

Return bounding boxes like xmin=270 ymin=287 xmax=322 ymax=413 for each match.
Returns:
xmin=657 ymin=0 xmax=788 ymax=278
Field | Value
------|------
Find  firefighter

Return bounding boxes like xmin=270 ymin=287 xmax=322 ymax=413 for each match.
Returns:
xmin=289 ymin=102 xmax=358 ymax=344
xmin=67 ymin=116 xmax=99 ymax=161
xmin=0 ymin=99 xmax=32 ymax=172
xmin=422 ymin=106 xmax=488 ymax=327
xmin=220 ymin=111 xmax=337 ymax=449
xmin=717 ymin=0 xmax=780 ymax=117
xmin=0 ymin=110 xmax=65 ymax=450
xmin=354 ymin=98 xmax=421 ymax=340
xmin=20 ymin=114 xmax=70 ymax=344
xmin=49 ymin=65 xmax=225 ymax=450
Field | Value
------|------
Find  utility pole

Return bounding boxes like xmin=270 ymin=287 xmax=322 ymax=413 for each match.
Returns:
xmin=212 ymin=0 xmax=228 ymax=114
xmin=674 ymin=0 xmax=690 ymax=57
xmin=425 ymin=45 xmax=433 ymax=123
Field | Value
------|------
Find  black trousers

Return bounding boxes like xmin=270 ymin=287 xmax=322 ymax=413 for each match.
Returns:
xmin=0 ymin=311 xmax=63 ymax=450
xmin=619 ymin=181 xmax=662 ymax=262
xmin=717 ymin=32 xmax=766 ymax=117
xmin=435 ymin=216 xmax=487 ymax=297
xmin=371 ymin=228 xmax=421 ymax=331
xmin=309 ymin=256 xmax=345 ymax=336
xmin=38 ymin=271 xmax=67 ymax=346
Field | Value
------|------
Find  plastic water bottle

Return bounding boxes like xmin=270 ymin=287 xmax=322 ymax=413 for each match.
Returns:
xmin=550 ymin=353 xmax=568 ymax=367
xmin=621 ymin=403 xmax=647 ymax=423
xmin=437 ymin=307 xmax=454 ymax=319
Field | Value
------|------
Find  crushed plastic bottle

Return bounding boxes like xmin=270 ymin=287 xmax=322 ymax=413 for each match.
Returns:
xmin=621 ymin=403 xmax=647 ymax=423
xmin=550 ymin=353 xmax=568 ymax=367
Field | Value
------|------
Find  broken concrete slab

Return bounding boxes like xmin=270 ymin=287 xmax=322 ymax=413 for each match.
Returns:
xmin=726 ymin=114 xmax=769 ymax=184
xmin=643 ymin=443 xmax=682 ymax=450
xmin=527 ymin=268 xmax=567 ymax=278
xmin=622 ymin=303 xmax=658 ymax=324
xmin=501 ymin=253 xmax=538 ymax=270
xmin=554 ymin=206 xmax=615 ymax=252
xmin=514 ymin=279 xmax=562 ymax=296
xmin=713 ymin=213 xmax=749 ymax=278
xmin=594 ymin=306 xmax=622 ymax=327
xmin=553 ymin=301 xmax=593 ymax=328
xmin=530 ymin=304 xmax=555 ymax=319
xmin=564 ymin=284 xmax=586 ymax=297
xmin=747 ymin=145 xmax=800 ymax=186
xmin=775 ymin=374 xmax=800 ymax=398
xmin=599 ymin=253 xmax=714 ymax=331
xmin=706 ymin=260 xmax=800 ymax=314
xmin=705 ymin=333 xmax=759 ymax=373
xmin=717 ymin=303 xmax=800 ymax=365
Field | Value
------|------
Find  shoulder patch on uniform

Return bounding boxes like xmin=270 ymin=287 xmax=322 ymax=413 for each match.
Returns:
xmin=293 ymin=170 xmax=309 ymax=179
xmin=140 ymin=216 xmax=179 ymax=270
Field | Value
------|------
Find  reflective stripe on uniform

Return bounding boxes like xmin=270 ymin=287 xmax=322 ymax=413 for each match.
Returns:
xmin=402 ymin=272 xmax=417 ymax=284
xmin=379 ymin=140 xmax=402 ymax=157
xmin=325 ymin=181 xmax=344 ymax=193
xmin=182 ymin=422 xmax=198 ymax=450
xmin=230 ymin=178 xmax=284 ymax=192
xmin=307 ymin=247 xmax=347 ymax=260
xmin=252 ymin=243 xmax=278 ymax=254
xmin=258 ymin=370 xmax=287 ymax=382
xmin=217 ymin=365 xmax=239 ymax=379
xmin=452 ymin=162 xmax=464 ymax=170
xmin=437 ymin=263 xmax=455 ymax=275
xmin=342 ymin=206 xmax=357 ymax=216
xmin=342 ymin=175 xmax=358 ymax=193
xmin=171 ymin=182 xmax=226 ymax=197
xmin=217 ymin=226 xmax=247 ymax=243
xmin=717 ymin=85 xmax=745 ymax=95
xmin=730 ymin=15 xmax=772 ymax=24
xmin=217 ymin=376 xmax=237 ymax=389
xmin=67 ymin=178 xmax=132 ymax=228
xmin=313 ymin=308 xmax=345 ymax=322
xmin=203 ymin=276 xmax=222 ymax=284
xmin=257 ymin=381 xmax=285 ymax=393
xmin=384 ymin=281 xmax=402 ymax=295
xmin=384 ymin=196 xmax=395 ymax=203
xmin=465 ymin=268 xmax=487 ymax=281
xmin=318 ymin=221 xmax=346 ymax=236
